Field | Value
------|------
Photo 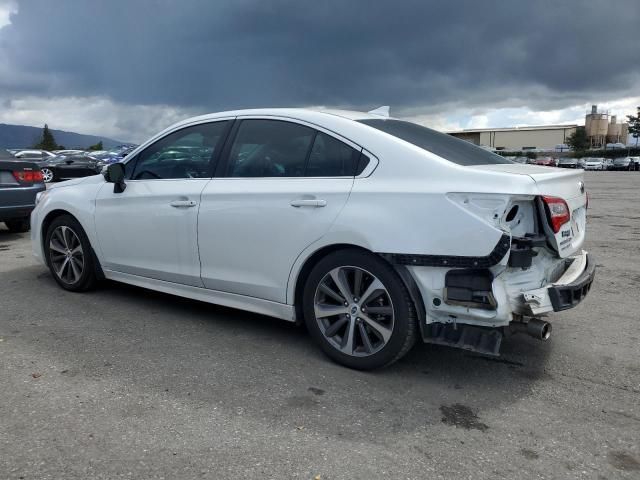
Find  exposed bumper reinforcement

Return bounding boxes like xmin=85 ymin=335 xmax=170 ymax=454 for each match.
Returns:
xmin=521 ymin=251 xmax=595 ymax=315
xmin=548 ymin=253 xmax=596 ymax=311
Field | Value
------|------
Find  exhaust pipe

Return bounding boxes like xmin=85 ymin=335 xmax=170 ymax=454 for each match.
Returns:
xmin=509 ymin=318 xmax=552 ymax=341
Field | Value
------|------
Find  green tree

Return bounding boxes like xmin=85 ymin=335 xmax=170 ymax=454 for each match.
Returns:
xmin=566 ymin=126 xmax=589 ymax=152
xmin=33 ymin=124 xmax=59 ymax=151
xmin=87 ymin=140 xmax=103 ymax=151
xmin=627 ymin=107 xmax=640 ymax=147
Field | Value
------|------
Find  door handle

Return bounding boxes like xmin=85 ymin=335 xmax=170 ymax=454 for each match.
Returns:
xmin=170 ymin=200 xmax=197 ymax=208
xmin=290 ymin=199 xmax=327 ymax=208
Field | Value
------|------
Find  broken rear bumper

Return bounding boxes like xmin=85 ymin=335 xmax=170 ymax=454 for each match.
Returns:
xmin=522 ymin=251 xmax=595 ymax=315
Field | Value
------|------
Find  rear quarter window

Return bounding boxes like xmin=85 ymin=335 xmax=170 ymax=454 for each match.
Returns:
xmin=358 ymin=119 xmax=513 ymax=166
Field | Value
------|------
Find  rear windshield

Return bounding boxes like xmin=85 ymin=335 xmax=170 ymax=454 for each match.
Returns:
xmin=357 ymin=119 xmax=512 ymax=166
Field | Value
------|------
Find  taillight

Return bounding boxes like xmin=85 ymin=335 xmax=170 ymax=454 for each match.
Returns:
xmin=542 ymin=196 xmax=571 ymax=233
xmin=12 ymin=170 xmax=44 ymax=183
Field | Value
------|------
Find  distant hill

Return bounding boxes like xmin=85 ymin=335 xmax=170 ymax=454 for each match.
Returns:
xmin=0 ymin=123 xmax=128 ymax=150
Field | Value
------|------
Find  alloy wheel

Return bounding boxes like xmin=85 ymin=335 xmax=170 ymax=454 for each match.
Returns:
xmin=49 ymin=226 xmax=84 ymax=284
xmin=41 ymin=168 xmax=53 ymax=183
xmin=313 ymin=266 xmax=395 ymax=357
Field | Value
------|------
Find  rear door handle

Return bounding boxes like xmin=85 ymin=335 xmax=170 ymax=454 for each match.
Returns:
xmin=170 ymin=200 xmax=197 ymax=208
xmin=290 ymin=199 xmax=327 ymax=208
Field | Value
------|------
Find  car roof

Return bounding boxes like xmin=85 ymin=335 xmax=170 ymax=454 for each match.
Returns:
xmin=167 ymin=108 xmax=386 ymax=130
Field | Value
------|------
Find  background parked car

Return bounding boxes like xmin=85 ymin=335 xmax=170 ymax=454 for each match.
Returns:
xmin=40 ymin=154 xmax=102 ymax=183
xmin=583 ymin=158 xmax=605 ymax=171
xmin=13 ymin=149 xmax=56 ymax=160
xmin=611 ymin=157 xmax=637 ymax=171
xmin=603 ymin=158 xmax=614 ymax=170
xmin=0 ymin=151 xmax=45 ymax=232
xmin=535 ymin=156 xmax=557 ymax=167
xmin=558 ymin=158 xmax=578 ymax=168
xmin=52 ymin=149 xmax=87 ymax=156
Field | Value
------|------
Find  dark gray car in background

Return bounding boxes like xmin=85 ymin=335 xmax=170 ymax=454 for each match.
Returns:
xmin=0 ymin=151 xmax=46 ymax=232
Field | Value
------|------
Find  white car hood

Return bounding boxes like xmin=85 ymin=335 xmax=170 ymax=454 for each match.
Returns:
xmin=48 ymin=174 xmax=104 ymax=190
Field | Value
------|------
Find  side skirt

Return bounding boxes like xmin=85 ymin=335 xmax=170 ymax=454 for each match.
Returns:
xmin=103 ymin=269 xmax=296 ymax=322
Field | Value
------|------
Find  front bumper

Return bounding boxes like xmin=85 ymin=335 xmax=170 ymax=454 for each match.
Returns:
xmin=522 ymin=251 xmax=595 ymax=315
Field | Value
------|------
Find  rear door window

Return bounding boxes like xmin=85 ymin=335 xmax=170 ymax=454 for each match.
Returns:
xmin=225 ymin=120 xmax=314 ymax=177
xmin=306 ymin=132 xmax=361 ymax=177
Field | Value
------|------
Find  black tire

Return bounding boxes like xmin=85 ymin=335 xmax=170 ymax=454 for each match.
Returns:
xmin=302 ymin=249 xmax=417 ymax=370
xmin=5 ymin=218 xmax=30 ymax=233
xmin=44 ymin=214 xmax=98 ymax=292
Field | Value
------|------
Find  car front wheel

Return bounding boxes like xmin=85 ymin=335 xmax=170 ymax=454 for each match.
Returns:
xmin=45 ymin=215 xmax=98 ymax=291
xmin=303 ymin=249 xmax=417 ymax=370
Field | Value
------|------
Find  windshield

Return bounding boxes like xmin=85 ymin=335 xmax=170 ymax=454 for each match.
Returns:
xmin=357 ymin=119 xmax=512 ymax=166
xmin=614 ymin=158 xmax=629 ymax=164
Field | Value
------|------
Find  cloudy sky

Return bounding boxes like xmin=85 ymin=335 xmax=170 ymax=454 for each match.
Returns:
xmin=1 ymin=0 xmax=639 ymax=143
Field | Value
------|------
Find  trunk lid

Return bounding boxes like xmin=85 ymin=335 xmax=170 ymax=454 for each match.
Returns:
xmin=470 ymin=164 xmax=587 ymax=257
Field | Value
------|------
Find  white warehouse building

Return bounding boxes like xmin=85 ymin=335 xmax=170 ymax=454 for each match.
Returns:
xmin=447 ymin=124 xmax=578 ymax=151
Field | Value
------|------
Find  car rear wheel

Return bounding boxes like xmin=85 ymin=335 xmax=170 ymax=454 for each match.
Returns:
xmin=303 ymin=249 xmax=417 ymax=370
xmin=41 ymin=168 xmax=55 ymax=183
xmin=45 ymin=215 xmax=98 ymax=291
xmin=5 ymin=218 xmax=30 ymax=233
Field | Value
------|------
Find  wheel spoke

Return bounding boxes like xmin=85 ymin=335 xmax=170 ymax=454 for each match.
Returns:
xmin=71 ymin=245 xmax=83 ymax=256
xmin=360 ymin=278 xmax=385 ymax=306
xmin=50 ymin=239 xmax=66 ymax=254
xmin=360 ymin=312 xmax=393 ymax=343
xmin=339 ymin=318 xmax=356 ymax=354
xmin=353 ymin=268 xmax=363 ymax=298
xmin=314 ymin=303 xmax=348 ymax=319
xmin=324 ymin=316 xmax=348 ymax=338
xmin=358 ymin=321 xmax=375 ymax=353
xmin=364 ymin=305 xmax=393 ymax=316
xmin=318 ymin=283 xmax=344 ymax=303
xmin=61 ymin=226 xmax=71 ymax=249
xmin=329 ymin=268 xmax=353 ymax=302
xmin=69 ymin=257 xmax=81 ymax=282
xmin=53 ymin=229 xmax=65 ymax=248
xmin=56 ymin=257 xmax=69 ymax=278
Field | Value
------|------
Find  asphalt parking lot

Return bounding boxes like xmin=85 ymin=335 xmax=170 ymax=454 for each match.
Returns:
xmin=1 ymin=172 xmax=639 ymax=479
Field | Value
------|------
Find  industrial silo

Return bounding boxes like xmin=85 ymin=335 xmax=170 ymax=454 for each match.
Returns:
xmin=585 ymin=105 xmax=609 ymax=147
xmin=607 ymin=116 xmax=622 ymax=143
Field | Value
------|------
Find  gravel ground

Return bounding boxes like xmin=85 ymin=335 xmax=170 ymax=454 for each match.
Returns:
xmin=1 ymin=171 xmax=639 ymax=479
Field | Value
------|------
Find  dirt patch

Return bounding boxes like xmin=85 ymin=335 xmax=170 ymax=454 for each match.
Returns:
xmin=308 ymin=387 xmax=325 ymax=396
xmin=608 ymin=451 xmax=640 ymax=471
xmin=440 ymin=404 xmax=488 ymax=432
xmin=520 ymin=448 xmax=539 ymax=460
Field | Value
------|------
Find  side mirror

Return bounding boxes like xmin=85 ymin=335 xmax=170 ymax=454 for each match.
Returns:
xmin=103 ymin=162 xmax=126 ymax=193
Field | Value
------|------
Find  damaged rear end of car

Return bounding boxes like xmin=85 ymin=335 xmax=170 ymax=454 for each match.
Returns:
xmin=405 ymin=165 xmax=594 ymax=356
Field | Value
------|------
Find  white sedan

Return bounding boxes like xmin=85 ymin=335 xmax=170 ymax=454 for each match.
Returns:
xmin=31 ymin=108 xmax=595 ymax=369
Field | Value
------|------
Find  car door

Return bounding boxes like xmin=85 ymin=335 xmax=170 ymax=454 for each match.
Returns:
xmin=198 ymin=117 xmax=362 ymax=303
xmin=53 ymin=155 xmax=82 ymax=178
xmin=69 ymin=155 xmax=98 ymax=177
xmin=94 ymin=120 xmax=232 ymax=286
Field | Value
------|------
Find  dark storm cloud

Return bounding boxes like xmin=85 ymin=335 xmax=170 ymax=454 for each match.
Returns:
xmin=1 ymin=0 xmax=639 ymax=113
